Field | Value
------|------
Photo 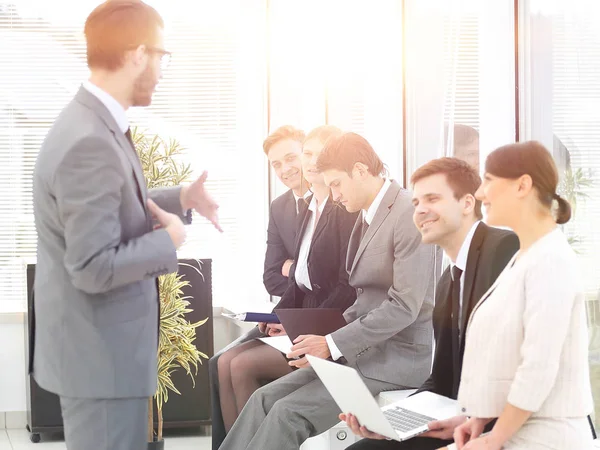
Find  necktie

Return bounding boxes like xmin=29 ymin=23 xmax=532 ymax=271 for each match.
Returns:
xmin=360 ymin=218 xmax=369 ymax=240
xmin=451 ymin=266 xmax=463 ymax=334
xmin=450 ymin=265 xmax=463 ymax=396
xmin=297 ymin=198 xmax=304 ymax=215
xmin=124 ymin=127 xmax=136 ymax=152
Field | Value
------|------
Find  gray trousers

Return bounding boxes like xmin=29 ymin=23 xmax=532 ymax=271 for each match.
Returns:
xmin=209 ymin=326 xmax=264 ymax=450
xmin=59 ymin=396 xmax=147 ymax=450
xmin=218 ymin=365 xmax=404 ymax=450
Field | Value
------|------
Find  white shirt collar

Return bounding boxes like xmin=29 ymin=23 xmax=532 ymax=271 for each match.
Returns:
xmin=82 ymin=81 xmax=129 ymax=133
xmin=308 ymin=195 xmax=329 ymax=214
xmin=293 ymin=189 xmax=312 ymax=203
xmin=363 ymin=178 xmax=392 ymax=225
xmin=452 ymin=221 xmax=482 ymax=277
xmin=292 ymin=189 xmax=312 ymax=213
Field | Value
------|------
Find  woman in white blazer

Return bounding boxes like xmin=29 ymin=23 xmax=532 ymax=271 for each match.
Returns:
xmin=451 ymin=141 xmax=594 ymax=450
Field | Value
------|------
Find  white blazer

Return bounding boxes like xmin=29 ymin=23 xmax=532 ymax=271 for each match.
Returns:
xmin=458 ymin=228 xmax=593 ymax=419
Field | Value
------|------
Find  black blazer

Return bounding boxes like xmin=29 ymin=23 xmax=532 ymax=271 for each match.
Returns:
xmin=263 ymin=190 xmax=303 ymax=297
xmin=418 ymin=223 xmax=519 ymax=399
xmin=275 ymin=196 xmax=359 ymax=312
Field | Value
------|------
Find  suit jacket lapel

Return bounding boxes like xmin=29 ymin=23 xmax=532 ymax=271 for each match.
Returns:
xmin=75 ymin=87 xmax=147 ymax=209
xmin=346 ymin=218 xmax=363 ymax=273
xmin=460 ymin=222 xmax=486 ymax=334
xmin=467 ymin=252 xmax=518 ymax=327
xmin=286 ymin=190 xmax=299 ymax=237
xmin=310 ymin=197 xmax=333 ymax=244
xmin=293 ymin=203 xmax=312 ymax=259
xmin=350 ymin=181 xmax=400 ymax=274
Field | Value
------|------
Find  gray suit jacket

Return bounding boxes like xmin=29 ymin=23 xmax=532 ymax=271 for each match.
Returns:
xmin=32 ymin=87 xmax=190 ymax=399
xmin=331 ymin=181 xmax=438 ymax=387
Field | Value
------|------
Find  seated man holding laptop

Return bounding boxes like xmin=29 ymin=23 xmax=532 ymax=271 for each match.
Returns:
xmin=218 ymin=132 xmax=438 ymax=450
xmin=328 ymin=158 xmax=518 ymax=449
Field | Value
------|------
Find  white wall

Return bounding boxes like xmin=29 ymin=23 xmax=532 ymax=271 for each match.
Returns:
xmin=0 ymin=314 xmax=27 ymax=412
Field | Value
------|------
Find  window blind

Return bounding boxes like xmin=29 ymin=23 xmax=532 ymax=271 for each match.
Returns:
xmin=0 ymin=0 xmax=268 ymax=312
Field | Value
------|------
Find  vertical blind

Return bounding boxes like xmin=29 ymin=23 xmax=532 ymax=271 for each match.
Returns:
xmin=404 ymin=0 xmax=485 ymax=174
xmin=0 ymin=0 xmax=268 ymax=312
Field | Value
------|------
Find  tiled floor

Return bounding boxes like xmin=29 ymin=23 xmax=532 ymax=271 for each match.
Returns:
xmin=0 ymin=429 xmax=212 ymax=450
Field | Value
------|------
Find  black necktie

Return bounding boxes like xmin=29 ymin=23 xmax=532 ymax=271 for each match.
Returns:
xmin=451 ymin=266 xmax=463 ymax=333
xmin=450 ymin=265 xmax=463 ymax=395
xmin=297 ymin=198 xmax=305 ymax=216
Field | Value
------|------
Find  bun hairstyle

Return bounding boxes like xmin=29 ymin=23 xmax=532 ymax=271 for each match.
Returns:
xmin=485 ymin=141 xmax=572 ymax=225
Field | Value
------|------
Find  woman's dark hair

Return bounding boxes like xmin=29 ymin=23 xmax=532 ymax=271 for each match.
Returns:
xmin=485 ymin=141 xmax=571 ymax=224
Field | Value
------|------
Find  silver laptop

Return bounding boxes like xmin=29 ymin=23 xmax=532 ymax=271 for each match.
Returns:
xmin=307 ymin=355 xmax=459 ymax=442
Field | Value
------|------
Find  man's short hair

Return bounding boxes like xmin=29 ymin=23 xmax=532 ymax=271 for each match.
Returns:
xmin=84 ymin=0 xmax=164 ymax=71
xmin=316 ymin=132 xmax=385 ymax=176
xmin=262 ymin=125 xmax=305 ymax=156
xmin=410 ymin=157 xmax=483 ymax=219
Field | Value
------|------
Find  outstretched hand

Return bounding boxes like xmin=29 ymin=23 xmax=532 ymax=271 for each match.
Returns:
xmin=180 ymin=171 xmax=222 ymax=232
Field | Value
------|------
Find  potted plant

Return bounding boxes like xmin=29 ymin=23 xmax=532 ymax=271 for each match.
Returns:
xmin=131 ymin=127 xmax=209 ymax=449
xmin=557 ymin=166 xmax=594 ymax=252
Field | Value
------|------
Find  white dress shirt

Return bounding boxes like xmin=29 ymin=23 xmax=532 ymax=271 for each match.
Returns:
xmin=294 ymin=195 xmax=329 ymax=291
xmin=82 ymin=81 xmax=129 ymax=133
xmin=325 ymin=178 xmax=392 ymax=361
xmin=449 ymin=221 xmax=481 ymax=333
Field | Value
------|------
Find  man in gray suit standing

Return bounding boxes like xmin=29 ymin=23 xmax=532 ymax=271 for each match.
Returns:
xmin=32 ymin=2 xmax=220 ymax=449
xmin=219 ymin=132 xmax=438 ymax=450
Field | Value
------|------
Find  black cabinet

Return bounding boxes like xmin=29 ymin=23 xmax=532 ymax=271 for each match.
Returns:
xmin=24 ymin=259 xmax=213 ymax=442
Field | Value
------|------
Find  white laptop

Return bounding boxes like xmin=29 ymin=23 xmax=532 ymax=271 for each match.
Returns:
xmin=307 ymin=355 xmax=459 ymax=442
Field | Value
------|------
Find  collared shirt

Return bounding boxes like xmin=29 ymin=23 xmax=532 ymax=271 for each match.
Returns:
xmin=325 ymin=178 xmax=392 ymax=361
xmin=292 ymin=189 xmax=312 ymax=214
xmin=449 ymin=220 xmax=481 ymax=332
xmin=294 ymin=195 xmax=329 ymax=291
xmin=82 ymin=81 xmax=129 ymax=133
xmin=362 ymin=178 xmax=392 ymax=225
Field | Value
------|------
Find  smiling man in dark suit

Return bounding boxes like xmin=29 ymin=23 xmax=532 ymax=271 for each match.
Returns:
xmin=262 ymin=125 xmax=311 ymax=297
xmin=342 ymin=157 xmax=519 ymax=450
xmin=209 ymin=125 xmax=309 ymax=449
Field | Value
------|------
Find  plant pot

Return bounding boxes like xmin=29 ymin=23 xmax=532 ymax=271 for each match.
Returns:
xmin=147 ymin=438 xmax=164 ymax=450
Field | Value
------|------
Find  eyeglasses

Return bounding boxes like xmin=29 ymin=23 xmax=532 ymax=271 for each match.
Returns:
xmin=146 ymin=46 xmax=172 ymax=71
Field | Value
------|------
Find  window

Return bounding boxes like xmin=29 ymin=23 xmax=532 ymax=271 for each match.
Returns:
xmin=266 ymin=0 xmax=404 ymax=200
xmin=404 ymin=0 xmax=516 ymax=177
xmin=0 ymin=0 xmax=268 ymax=311
xmin=519 ymin=0 xmax=600 ymax=425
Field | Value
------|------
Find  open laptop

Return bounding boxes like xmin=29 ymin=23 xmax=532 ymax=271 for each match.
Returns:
xmin=275 ymin=308 xmax=347 ymax=343
xmin=307 ymin=355 xmax=459 ymax=442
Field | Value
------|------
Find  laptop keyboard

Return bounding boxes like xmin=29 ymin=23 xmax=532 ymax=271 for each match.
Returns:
xmin=383 ymin=407 xmax=436 ymax=433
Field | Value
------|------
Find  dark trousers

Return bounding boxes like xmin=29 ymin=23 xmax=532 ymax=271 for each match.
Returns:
xmin=346 ymin=437 xmax=453 ymax=450
xmin=208 ymin=326 xmax=263 ymax=450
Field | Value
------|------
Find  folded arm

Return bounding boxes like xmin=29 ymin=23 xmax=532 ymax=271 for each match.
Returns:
xmin=263 ymin=203 xmax=293 ymax=296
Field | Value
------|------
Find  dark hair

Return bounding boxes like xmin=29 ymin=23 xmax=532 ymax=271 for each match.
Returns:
xmin=263 ymin=125 xmax=305 ymax=156
xmin=411 ymin=157 xmax=483 ymax=219
xmin=304 ymin=125 xmax=343 ymax=147
xmin=84 ymin=0 xmax=164 ymax=71
xmin=316 ymin=132 xmax=386 ymax=176
xmin=485 ymin=141 xmax=571 ymax=224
